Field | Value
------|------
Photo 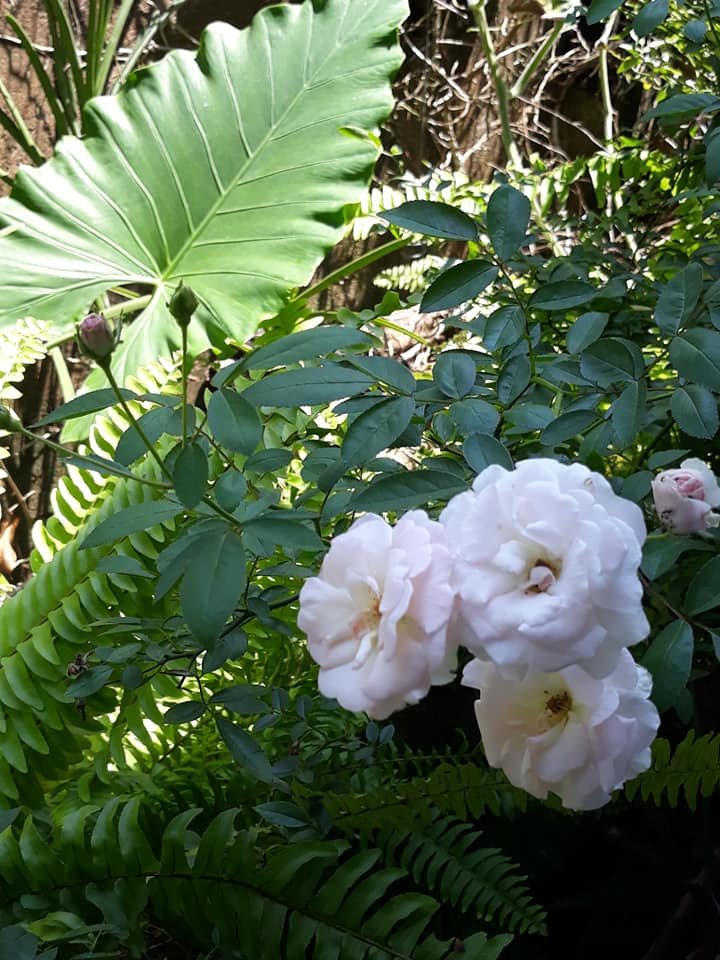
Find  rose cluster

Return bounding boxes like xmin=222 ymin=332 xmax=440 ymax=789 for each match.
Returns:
xmin=298 ymin=458 xmax=663 ymax=811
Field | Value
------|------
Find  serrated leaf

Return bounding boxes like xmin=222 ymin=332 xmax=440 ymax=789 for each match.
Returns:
xmin=529 ymin=281 xmax=596 ymax=311
xmin=207 ymin=389 xmax=262 ymax=454
xmin=65 ymin=666 xmax=113 ymax=699
xmin=180 ymin=528 xmax=247 ymax=645
xmin=211 ymin=684 xmax=268 ymax=714
xmin=380 ymin=200 xmax=478 ymax=240
xmin=351 ymin=469 xmax=467 ymax=512
xmin=641 ymin=536 xmax=707 ymax=579
xmin=0 ymin=1 xmax=406 ymax=382
xmin=242 ymin=363 xmax=374 ymax=407
xmin=342 ymin=395 xmax=415 ymax=467
xmin=214 ymin=470 xmax=248 ymax=512
xmin=497 ymin=354 xmax=531 ymax=406
xmin=463 ymin=434 xmax=513 ymax=472
xmin=670 ymin=328 xmax=720 ymax=390
xmin=346 ymin=355 xmax=416 ymax=394
xmin=671 ymin=385 xmax=719 ymax=438
xmin=686 ymin=556 xmax=720 ymax=615
xmin=450 ymin=398 xmax=500 ymax=436
xmin=242 ymin=515 xmax=323 ymax=554
xmin=486 ymin=183 xmax=530 ymax=260
xmin=654 ymin=264 xmax=703 ymax=335
xmin=540 ymin=409 xmax=598 ymax=445
xmin=641 ymin=621 xmax=694 ymax=713
xmin=433 ymin=351 xmax=477 ymax=399
xmin=173 ymin=442 xmax=209 ymax=508
xmin=566 ymin=312 xmax=608 ymax=354
xmin=115 ymin=405 xmax=188 ymax=466
xmin=482 ymin=305 xmax=525 ymax=351
xmin=254 ymin=801 xmax=309 ymax=829
xmin=580 ymin=338 xmax=638 ymax=387
xmin=80 ymin=500 xmax=184 ymax=548
xmin=612 ymin=381 xmax=647 ymax=446
xmin=420 ymin=261 xmax=498 ymax=313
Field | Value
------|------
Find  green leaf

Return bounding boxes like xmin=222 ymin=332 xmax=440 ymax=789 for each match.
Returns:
xmin=238 ymin=326 xmax=372 ymax=374
xmin=342 ymin=395 xmax=415 ymax=467
xmin=641 ymin=536 xmax=707 ymax=579
xmin=217 ymin=717 xmax=274 ymax=783
xmin=612 ymin=380 xmax=647 ymax=447
xmin=80 ymin=499 xmax=184 ymax=548
xmin=684 ymin=18 xmax=707 ymax=43
xmin=65 ymin=665 xmax=113 ymax=699
xmin=585 ymin=0 xmax=625 ymax=24
xmin=351 ymin=469 xmax=467 ymax=512
xmin=705 ymin=128 xmax=720 ymax=186
xmin=481 ymin=305 xmax=525 ymax=351
xmin=244 ymin=449 xmax=294 ymax=473
xmin=115 ymin=405 xmax=189 ymax=466
xmin=686 ymin=556 xmax=720 ymax=615
xmin=647 ymin=448 xmax=690 ymax=469
xmin=632 ymin=0 xmax=669 ymax=37
xmin=33 ymin=387 xmax=135 ymax=426
xmin=433 ymin=351 xmax=477 ymax=399
xmin=346 ymin=355 xmax=416 ymax=395
xmin=203 ymin=627 xmax=248 ymax=673
xmin=450 ymin=398 xmax=500 ymax=436
xmin=529 ymin=281 xmax=596 ymax=311
xmin=670 ymin=328 xmax=720 ymax=390
xmin=0 ymin=1 xmax=406 ymax=382
xmin=420 ymin=261 xmax=498 ymax=313
xmin=207 ymin=389 xmax=262 ymax=455
xmin=654 ymin=264 xmax=703 ymax=335
xmin=254 ymin=801 xmax=309 ymax=829
xmin=96 ymin=556 xmax=152 ymax=578
xmin=644 ymin=93 xmax=720 ymax=121
xmin=642 ymin=621 xmax=694 ymax=713
xmin=486 ymin=184 xmax=530 ymax=260
xmin=504 ymin=403 xmax=554 ymax=431
xmin=173 ymin=442 xmax=209 ymax=508
xmin=497 ymin=354 xmax=531 ymax=406
xmin=180 ymin=528 xmax=247 ymax=645
xmin=211 ymin=684 xmax=269 ymax=714
xmin=214 ymin=470 xmax=248 ymax=511
xmin=566 ymin=312 xmax=608 ymax=354
xmin=580 ymin=339 xmax=637 ymax=387
xmin=163 ymin=701 xmax=207 ymax=724
xmin=621 ymin=470 xmax=652 ymax=502
xmin=463 ymin=434 xmax=513 ymax=472
xmin=541 ymin=410 xmax=598 ymax=445
xmin=380 ymin=200 xmax=478 ymax=241
xmin=242 ymin=363 xmax=374 ymax=408
xmin=671 ymin=385 xmax=719 ymax=438
xmin=242 ymin=515 xmax=323 ymax=553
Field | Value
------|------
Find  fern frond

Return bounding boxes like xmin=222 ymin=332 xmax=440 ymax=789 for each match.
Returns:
xmin=625 ymin=732 xmax=720 ymax=809
xmin=0 ymin=800 xmax=513 ymax=960
xmin=376 ymin=809 xmax=547 ymax=936
xmin=320 ymin=762 xmax=527 ymax=833
xmin=0 ymin=317 xmax=51 ymax=401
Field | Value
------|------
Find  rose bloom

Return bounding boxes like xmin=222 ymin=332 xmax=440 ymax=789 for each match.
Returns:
xmin=463 ymin=649 xmax=660 ymax=810
xmin=440 ymin=459 xmax=648 ymax=677
xmin=297 ymin=511 xmax=456 ymax=719
xmin=651 ymin=457 xmax=720 ymax=534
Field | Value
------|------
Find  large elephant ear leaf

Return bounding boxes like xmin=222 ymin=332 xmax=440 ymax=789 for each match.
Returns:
xmin=0 ymin=0 xmax=407 ymax=381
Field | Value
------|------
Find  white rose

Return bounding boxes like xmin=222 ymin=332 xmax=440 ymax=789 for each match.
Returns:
xmin=440 ymin=458 xmax=648 ymax=677
xmin=462 ymin=649 xmax=660 ymax=810
xmin=651 ymin=457 xmax=720 ymax=534
xmin=297 ymin=511 xmax=456 ymax=719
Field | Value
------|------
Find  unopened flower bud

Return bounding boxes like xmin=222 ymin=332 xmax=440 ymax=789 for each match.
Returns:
xmin=168 ymin=283 xmax=199 ymax=328
xmin=77 ymin=313 xmax=116 ymax=361
xmin=652 ymin=458 xmax=720 ymax=534
xmin=0 ymin=403 xmax=21 ymax=433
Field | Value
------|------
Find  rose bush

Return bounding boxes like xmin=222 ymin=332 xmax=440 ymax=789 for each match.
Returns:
xmin=462 ymin=649 xmax=660 ymax=810
xmin=440 ymin=458 xmax=648 ymax=678
xmin=298 ymin=511 xmax=456 ymax=719
xmin=651 ymin=457 xmax=720 ymax=534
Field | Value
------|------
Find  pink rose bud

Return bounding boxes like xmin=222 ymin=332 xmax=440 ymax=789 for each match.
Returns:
xmin=651 ymin=458 xmax=720 ymax=533
xmin=77 ymin=313 xmax=116 ymax=361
